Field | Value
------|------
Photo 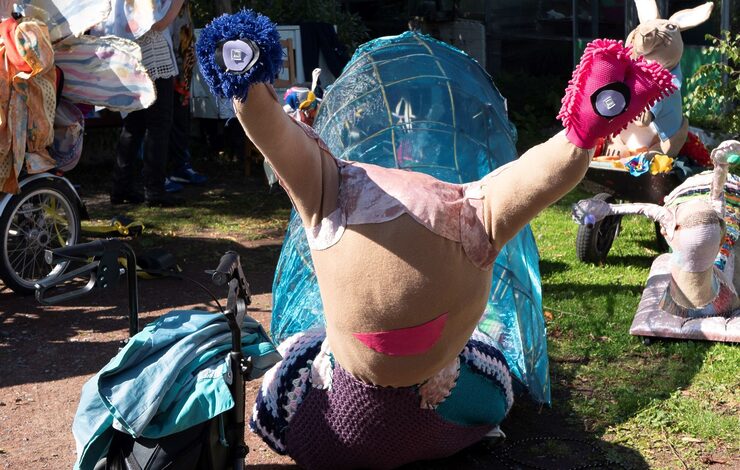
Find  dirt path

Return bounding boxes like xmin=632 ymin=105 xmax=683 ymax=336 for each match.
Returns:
xmin=0 ymin=236 xmax=652 ymax=469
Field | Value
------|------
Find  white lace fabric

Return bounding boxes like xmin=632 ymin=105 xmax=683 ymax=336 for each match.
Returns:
xmin=136 ymin=29 xmax=178 ymax=80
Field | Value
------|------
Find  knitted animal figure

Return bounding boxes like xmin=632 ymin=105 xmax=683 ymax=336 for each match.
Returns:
xmin=282 ymin=68 xmax=322 ymax=125
xmin=601 ymin=0 xmax=714 ymax=159
xmin=196 ymin=10 xmax=677 ymax=469
xmin=574 ymin=140 xmax=740 ymax=318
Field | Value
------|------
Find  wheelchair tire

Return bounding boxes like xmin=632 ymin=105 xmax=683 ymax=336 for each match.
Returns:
xmin=0 ymin=177 xmax=80 ymax=295
xmin=575 ymin=192 xmax=621 ymax=264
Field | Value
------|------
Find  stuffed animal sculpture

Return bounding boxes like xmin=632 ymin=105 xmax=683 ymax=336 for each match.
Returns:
xmin=196 ymin=10 xmax=677 ymax=469
xmin=573 ymin=140 xmax=740 ymax=341
xmin=282 ymin=67 xmax=322 ymax=126
xmin=601 ymin=0 xmax=714 ymax=159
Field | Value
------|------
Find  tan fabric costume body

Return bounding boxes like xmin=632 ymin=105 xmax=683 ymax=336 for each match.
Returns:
xmin=235 ymin=83 xmax=590 ymax=387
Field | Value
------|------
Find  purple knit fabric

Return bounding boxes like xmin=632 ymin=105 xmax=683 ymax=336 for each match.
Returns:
xmin=284 ymin=365 xmax=491 ymax=470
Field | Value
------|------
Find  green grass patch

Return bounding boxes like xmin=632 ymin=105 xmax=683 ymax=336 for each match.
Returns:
xmin=533 ymin=187 xmax=739 ymax=468
xmin=75 ymin=164 xmax=738 ymax=468
xmin=75 ymin=161 xmax=293 ymax=243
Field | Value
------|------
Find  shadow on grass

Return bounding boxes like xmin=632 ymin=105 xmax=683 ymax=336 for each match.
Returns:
xmin=74 ymin=163 xmax=292 ymax=241
xmin=398 ymin=398 xmax=651 ymax=469
xmin=600 ymin=254 xmax=656 ymax=270
xmin=543 ymin=282 xmax=645 ymax=298
xmin=539 ymin=259 xmax=569 ymax=275
xmin=541 ymin=274 xmax=714 ymax=468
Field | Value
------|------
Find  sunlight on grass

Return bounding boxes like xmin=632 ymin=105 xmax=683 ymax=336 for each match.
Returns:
xmin=532 ymin=187 xmax=739 ymax=469
xmin=79 ymin=172 xmax=737 ymax=468
xmin=88 ymin=185 xmax=292 ymax=241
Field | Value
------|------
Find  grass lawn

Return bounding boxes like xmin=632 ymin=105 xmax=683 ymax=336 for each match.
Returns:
xmin=76 ymin=163 xmax=738 ymax=469
xmin=533 ymin=189 xmax=739 ymax=469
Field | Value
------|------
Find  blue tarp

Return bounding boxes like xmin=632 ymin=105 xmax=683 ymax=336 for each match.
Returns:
xmin=270 ymin=32 xmax=551 ymax=404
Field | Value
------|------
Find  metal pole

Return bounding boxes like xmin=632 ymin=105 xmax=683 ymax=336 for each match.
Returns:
xmin=659 ymin=0 xmax=669 ymax=18
xmin=573 ymin=0 xmax=579 ymax=67
xmin=721 ymin=0 xmax=731 ymax=95
xmin=720 ymin=0 xmax=730 ymax=32
xmin=624 ymin=1 xmax=633 ymax=38
xmin=118 ymin=242 xmax=139 ymax=337
xmin=591 ymin=0 xmax=599 ymax=38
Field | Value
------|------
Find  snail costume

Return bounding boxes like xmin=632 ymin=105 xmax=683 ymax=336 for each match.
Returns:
xmin=196 ymin=11 xmax=676 ymax=469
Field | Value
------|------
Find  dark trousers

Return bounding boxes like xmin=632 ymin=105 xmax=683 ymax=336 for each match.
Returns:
xmin=168 ymin=91 xmax=191 ymax=172
xmin=113 ymin=77 xmax=174 ymax=197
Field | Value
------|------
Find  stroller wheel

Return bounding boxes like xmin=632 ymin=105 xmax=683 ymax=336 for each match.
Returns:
xmin=0 ymin=177 xmax=80 ymax=295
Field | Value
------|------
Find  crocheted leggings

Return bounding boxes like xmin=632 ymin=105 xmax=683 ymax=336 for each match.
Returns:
xmin=250 ymin=329 xmax=514 ymax=469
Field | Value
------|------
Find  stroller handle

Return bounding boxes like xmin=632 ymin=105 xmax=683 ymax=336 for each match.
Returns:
xmin=47 ymin=239 xmax=107 ymax=262
xmin=36 ymin=239 xmax=140 ymax=337
xmin=212 ymin=251 xmax=240 ymax=286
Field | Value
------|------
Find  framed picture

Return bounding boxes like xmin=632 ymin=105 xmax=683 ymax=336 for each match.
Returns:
xmin=275 ymin=38 xmax=297 ymax=88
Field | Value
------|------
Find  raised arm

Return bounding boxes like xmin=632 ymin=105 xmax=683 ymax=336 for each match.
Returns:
xmin=232 ymin=84 xmax=338 ymax=226
xmin=483 ymin=132 xmax=591 ymax=252
xmin=196 ymin=10 xmax=337 ymax=226
xmin=482 ymin=39 xmax=677 ymax=251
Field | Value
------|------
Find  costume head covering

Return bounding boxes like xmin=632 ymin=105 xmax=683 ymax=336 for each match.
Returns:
xmin=269 ymin=32 xmax=551 ymax=403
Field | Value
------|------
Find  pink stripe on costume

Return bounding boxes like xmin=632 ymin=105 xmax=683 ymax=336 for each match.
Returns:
xmin=352 ymin=313 xmax=448 ymax=356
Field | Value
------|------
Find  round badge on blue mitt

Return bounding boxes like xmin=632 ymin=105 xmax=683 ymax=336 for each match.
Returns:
xmin=196 ymin=10 xmax=284 ymax=100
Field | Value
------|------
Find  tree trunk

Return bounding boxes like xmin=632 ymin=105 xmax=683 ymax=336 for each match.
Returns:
xmin=215 ymin=0 xmax=232 ymax=15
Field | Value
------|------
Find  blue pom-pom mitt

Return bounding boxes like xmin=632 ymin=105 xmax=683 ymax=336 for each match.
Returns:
xmin=196 ymin=10 xmax=284 ymax=101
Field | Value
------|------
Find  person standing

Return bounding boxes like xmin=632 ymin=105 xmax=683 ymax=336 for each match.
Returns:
xmin=166 ymin=0 xmax=207 ymax=191
xmin=108 ymin=0 xmax=186 ymax=206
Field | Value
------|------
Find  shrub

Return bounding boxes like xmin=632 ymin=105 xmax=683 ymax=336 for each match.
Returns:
xmin=685 ymin=31 xmax=740 ymax=136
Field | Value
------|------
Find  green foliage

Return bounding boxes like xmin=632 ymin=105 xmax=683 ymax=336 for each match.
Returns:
xmin=189 ymin=1 xmax=216 ymax=28
xmin=494 ymin=71 xmax=566 ymax=152
xmin=533 ymin=188 xmax=739 ymax=468
xmin=189 ymin=0 xmax=369 ymax=55
xmin=685 ymin=31 xmax=740 ymax=135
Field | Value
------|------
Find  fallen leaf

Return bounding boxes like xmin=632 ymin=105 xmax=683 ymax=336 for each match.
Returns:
xmin=701 ymin=455 xmax=728 ymax=464
xmin=544 ymin=311 xmax=554 ymax=321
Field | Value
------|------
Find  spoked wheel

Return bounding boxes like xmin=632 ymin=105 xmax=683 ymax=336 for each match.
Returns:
xmin=575 ymin=192 xmax=621 ymax=264
xmin=0 ymin=178 xmax=80 ymax=295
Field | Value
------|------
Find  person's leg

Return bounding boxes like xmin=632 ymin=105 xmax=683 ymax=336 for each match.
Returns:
xmin=111 ymin=110 xmax=146 ymax=204
xmin=169 ymin=93 xmax=207 ymax=184
xmin=168 ymin=91 xmax=190 ymax=171
xmin=142 ymin=77 xmax=176 ymax=203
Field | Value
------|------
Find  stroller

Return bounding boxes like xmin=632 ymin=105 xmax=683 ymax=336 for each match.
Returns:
xmin=36 ymin=240 xmax=281 ymax=469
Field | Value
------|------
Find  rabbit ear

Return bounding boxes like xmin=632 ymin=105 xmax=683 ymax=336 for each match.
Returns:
xmin=635 ymin=0 xmax=661 ymax=24
xmin=668 ymin=2 xmax=714 ymax=31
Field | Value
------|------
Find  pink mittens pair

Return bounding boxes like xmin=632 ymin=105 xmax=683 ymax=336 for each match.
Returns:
xmin=558 ymin=39 xmax=677 ymax=149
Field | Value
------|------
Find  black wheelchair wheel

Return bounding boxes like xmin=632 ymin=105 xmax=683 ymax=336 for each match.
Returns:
xmin=0 ymin=178 xmax=80 ymax=295
xmin=575 ymin=192 xmax=621 ymax=264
